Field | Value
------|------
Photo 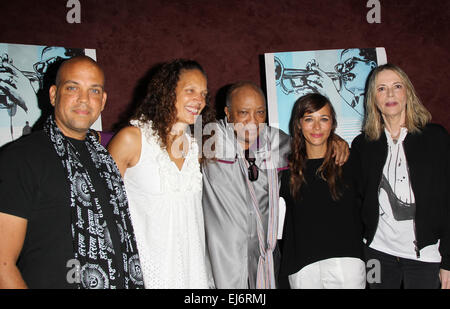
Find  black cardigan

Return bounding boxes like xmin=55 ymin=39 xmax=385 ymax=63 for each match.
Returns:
xmin=351 ymin=123 xmax=450 ymax=270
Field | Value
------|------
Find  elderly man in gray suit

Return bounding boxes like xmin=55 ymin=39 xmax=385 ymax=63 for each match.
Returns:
xmin=202 ymin=81 xmax=348 ymax=289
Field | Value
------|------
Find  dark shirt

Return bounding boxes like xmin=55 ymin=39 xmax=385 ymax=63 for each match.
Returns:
xmin=279 ymin=157 xmax=363 ymax=287
xmin=0 ymin=130 xmax=124 ymax=288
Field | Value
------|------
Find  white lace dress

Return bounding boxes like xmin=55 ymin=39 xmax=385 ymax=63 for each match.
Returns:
xmin=123 ymin=120 xmax=209 ymax=288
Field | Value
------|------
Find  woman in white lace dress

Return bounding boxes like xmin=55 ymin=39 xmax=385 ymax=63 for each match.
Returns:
xmin=107 ymin=59 xmax=215 ymax=288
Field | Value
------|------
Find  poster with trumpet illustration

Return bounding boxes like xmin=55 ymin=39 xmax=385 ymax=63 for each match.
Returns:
xmin=0 ymin=43 xmax=99 ymax=147
xmin=264 ymin=47 xmax=387 ymax=144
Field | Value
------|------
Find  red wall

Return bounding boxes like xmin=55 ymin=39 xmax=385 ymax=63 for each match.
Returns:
xmin=1 ymin=0 xmax=448 ymax=131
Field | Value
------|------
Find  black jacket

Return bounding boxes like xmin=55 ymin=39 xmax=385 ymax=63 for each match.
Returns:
xmin=351 ymin=124 xmax=450 ymax=270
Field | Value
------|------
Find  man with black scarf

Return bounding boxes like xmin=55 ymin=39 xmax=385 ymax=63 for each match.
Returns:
xmin=0 ymin=56 xmax=143 ymax=289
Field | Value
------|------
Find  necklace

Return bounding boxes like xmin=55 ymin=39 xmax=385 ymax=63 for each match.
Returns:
xmin=390 ymin=130 xmax=401 ymax=144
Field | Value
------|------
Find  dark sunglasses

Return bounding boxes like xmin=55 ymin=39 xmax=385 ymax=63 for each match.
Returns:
xmin=334 ymin=56 xmax=371 ymax=73
xmin=33 ymin=56 xmax=63 ymax=74
xmin=245 ymin=150 xmax=258 ymax=182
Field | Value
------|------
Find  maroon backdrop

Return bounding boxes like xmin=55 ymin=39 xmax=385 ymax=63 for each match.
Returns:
xmin=1 ymin=0 xmax=448 ymax=131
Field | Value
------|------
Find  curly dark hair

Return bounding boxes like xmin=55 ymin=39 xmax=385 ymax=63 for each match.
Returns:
xmin=288 ymin=93 xmax=343 ymax=201
xmin=131 ymin=59 xmax=216 ymax=153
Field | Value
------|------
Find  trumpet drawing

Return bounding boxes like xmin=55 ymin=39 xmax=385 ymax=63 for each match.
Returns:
xmin=274 ymin=56 xmax=341 ymax=95
xmin=0 ymin=69 xmax=40 ymax=140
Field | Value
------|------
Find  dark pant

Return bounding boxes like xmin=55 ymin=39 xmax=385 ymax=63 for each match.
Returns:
xmin=364 ymin=246 xmax=440 ymax=289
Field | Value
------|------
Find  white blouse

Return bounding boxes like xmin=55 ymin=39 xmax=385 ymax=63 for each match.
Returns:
xmin=370 ymin=127 xmax=440 ymax=263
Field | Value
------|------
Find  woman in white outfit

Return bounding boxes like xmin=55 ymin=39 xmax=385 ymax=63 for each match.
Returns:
xmin=108 ymin=59 xmax=215 ymax=288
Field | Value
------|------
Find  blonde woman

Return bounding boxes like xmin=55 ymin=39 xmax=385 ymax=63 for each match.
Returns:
xmin=352 ymin=63 xmax=449 ymax=289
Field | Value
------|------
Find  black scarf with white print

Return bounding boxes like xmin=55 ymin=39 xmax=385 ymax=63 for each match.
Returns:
xmin=44 ymin=115 xmax=144 ymax=289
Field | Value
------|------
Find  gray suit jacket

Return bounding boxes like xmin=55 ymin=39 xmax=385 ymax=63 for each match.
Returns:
xmin=202 ymin=119 xmax=290 ymax=288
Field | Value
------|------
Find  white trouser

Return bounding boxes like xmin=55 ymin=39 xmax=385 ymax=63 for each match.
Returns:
xmin=288 ymin=257 xmax=366 ymax=289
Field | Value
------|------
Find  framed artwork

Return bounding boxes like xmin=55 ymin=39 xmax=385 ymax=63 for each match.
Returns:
xmin=264 ymin=47 xmax=387 ymax=144
xmin=0 ymin=43 xmax=99 ymax=147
